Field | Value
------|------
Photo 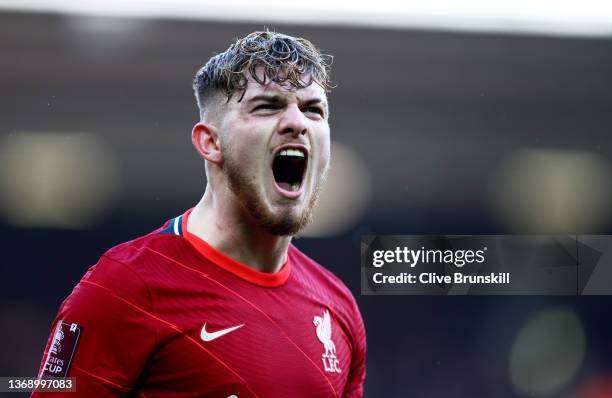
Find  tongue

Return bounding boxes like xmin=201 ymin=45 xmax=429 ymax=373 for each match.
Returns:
xmin=278 ymin=182 xmax=293 ymax=191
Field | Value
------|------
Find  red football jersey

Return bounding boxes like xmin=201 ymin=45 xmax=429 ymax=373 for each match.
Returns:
xmin=33 ymin=210 xmax=366 ymax=397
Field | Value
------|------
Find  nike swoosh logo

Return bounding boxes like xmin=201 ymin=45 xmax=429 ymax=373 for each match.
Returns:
xmin=200 ymin=323 xmax=244 ymax=342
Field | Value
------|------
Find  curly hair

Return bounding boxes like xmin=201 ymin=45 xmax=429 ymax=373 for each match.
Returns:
xmin=193 ymin=31 xmax=333 ymax=116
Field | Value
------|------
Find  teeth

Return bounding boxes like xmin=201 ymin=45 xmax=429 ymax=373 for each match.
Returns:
xmin=292 ymin=183 xmax=300 ymax=191
xmin=278 ymin=148 xmax=305 ymax=157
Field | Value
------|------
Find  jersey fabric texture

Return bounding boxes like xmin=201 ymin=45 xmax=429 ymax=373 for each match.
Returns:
xmin=33 ymin=210 xmax=366 ymax=397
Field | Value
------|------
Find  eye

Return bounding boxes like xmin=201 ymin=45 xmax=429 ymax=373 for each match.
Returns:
xmin=305 ymin=106 xmax=324 ymax=117
xmin=253 ymin=103 xmax=280 ymax=112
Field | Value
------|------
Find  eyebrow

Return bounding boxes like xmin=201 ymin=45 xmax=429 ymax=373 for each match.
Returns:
xmin=247 ymin=94 xmax=329 ymax=115
xmin=247 ymin=94 xmax=283 ymax=103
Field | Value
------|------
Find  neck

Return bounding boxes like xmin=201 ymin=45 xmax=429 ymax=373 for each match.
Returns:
xmin=187 ymin=187 xmax=291 ymax=273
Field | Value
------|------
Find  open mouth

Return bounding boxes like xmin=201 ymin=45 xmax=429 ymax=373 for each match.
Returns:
xmin=272 ymin=147 xmax=308 ymax=195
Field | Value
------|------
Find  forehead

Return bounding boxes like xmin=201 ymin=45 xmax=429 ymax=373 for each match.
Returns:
xmin=238 ymin=73 xmax=327 ymax=104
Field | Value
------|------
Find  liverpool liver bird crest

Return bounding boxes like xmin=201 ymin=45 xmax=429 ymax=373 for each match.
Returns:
xmin=313 ymin=310 xmax=336 ymax=358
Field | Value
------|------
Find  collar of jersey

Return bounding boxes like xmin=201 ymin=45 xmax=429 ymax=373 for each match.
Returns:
xmin=179 ymin=208 xmax=291 ymax=287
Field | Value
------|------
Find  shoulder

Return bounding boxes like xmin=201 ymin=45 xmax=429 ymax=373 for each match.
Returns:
xmin=289 ymin=244 xmax=361 ymax=318
xmin=101 ymin=213 xmax=192 ymax=273
xmin=77 ymin=216 xmax=185 ymax=304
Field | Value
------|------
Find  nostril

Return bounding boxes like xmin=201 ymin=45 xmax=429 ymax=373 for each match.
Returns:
xmin=281 ymin=127 xmax=307 ymax=136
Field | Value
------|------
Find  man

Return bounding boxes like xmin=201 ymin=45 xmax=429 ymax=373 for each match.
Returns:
xmin=34 ymin=31 xmax=366 ymax=397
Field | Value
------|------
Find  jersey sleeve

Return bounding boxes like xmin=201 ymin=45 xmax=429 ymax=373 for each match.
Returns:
xmin=32 ymin=255 xmax=158 ymax=397
xmin=342 ymin=297 xmax=367 ymax=398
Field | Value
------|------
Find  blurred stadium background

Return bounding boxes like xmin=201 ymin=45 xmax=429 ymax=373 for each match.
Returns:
xmin=1 ymin=1 xmax=612 ymax=396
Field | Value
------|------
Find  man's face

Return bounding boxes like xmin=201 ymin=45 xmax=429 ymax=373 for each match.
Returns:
xmin=215 ymin=74 xmax=331 ymax=236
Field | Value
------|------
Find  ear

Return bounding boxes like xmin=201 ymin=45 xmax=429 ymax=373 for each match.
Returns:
xmin=192 ymin=122 xmax=223 ymax=164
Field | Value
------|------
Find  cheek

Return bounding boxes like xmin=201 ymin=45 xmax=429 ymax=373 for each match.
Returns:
xmin=316 ymin=133 xmax=331 ymax=170
xmin=223 ymin=130 xmax=261 ymax=163
xmin=227 ymin=144 xmax=258 ymax=169
xmin=320 ymin=146 xmax=330 ymax=171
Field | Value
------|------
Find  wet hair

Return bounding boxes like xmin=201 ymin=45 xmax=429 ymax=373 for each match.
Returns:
xmin=193 ymin=30 xmax=333 ymax=117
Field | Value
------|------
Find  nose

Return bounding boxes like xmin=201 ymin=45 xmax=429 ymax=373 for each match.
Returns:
xmin=278 ymin=104 xmax=307 ymax=137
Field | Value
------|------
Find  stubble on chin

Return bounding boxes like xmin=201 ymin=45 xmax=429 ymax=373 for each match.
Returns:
xmin=223 ymin=152 xmax=326 ymax=236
